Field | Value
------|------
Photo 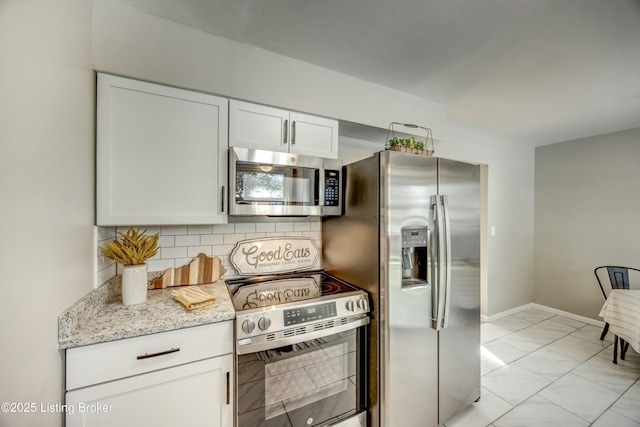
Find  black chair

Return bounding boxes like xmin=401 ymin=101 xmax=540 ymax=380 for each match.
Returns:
xmin=594 ymin=266 xmax=639 ymax=363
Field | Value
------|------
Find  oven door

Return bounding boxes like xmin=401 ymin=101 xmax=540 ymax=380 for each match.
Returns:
xmin=236 ymin=322 xmax=368 ymax=427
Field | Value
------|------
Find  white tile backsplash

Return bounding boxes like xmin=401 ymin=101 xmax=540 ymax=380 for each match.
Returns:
xmin=95 ymin=219 xmax=323 ymax=285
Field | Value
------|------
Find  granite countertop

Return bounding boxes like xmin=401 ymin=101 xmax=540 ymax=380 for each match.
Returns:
xmin=58 ymin=279 xmax=235 ymax=349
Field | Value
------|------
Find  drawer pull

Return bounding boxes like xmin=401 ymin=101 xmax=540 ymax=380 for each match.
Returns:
xmin=226 ymin=371 xmax=230 ymax=405
xmin=136 ymin=347 xmax=180 ymax=360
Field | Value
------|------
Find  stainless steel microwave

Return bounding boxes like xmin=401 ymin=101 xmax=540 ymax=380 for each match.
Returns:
xmin=229 ymin=147 xmax=343 ymax=216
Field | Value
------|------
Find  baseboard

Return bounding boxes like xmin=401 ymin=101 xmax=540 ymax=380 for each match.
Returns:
xmin=484 ymin=303 xmax=604 ymax=327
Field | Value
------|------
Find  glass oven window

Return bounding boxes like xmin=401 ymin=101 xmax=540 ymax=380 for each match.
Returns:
xmin=235 ymin=162 xmax=318 ymax=206
xmin=237 ymin=328 xmax=365 ymax=427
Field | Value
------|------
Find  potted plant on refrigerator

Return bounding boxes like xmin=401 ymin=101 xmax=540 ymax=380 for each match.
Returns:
xmin=101 ymin=227 xmax=159 ymax=305
xmin=385 ymin=122 xmax=434 ymax=156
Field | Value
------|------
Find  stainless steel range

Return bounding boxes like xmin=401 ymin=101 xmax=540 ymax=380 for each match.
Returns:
xmin=227 ymin=270 xmax=370 ymax=427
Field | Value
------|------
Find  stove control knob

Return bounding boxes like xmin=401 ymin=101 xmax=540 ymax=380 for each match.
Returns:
xmin=258 ymin=316 xmax=272 ymax=331
xmin=357 ymin=298 xmax=368 ymax=311
xmin=242 ymin=319 xmax=256 ymax=334
xmin=346 ymin=300 xmax=355 ymax=312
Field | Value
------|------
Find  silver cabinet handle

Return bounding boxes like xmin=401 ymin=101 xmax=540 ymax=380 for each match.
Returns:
xmin=283 ymin=119 xmax=288 ymax=144
xmin=292 ymin=121 xmax=296 ymax=144
xmin=136 ymin=347 xmax=180 ymax=360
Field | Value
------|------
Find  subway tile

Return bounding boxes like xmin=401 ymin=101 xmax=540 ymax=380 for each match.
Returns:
xmin=201 ymin=234 xmax=224 ymax=245
xmin=175 ymin=234 xmax=200 ymax=247
xmin=174 ymin=257 xmax=193 ymax=268
xmin=275 ymin=222 xmax=294 ymax=232
xmin=285 ymin=232 xmax=304 ymax=237
xmin=147 ymin=258 xmax=175 ymax=273
xmin=266 ymin=232 xmax=286 ymax=237
xmin=245 ymin=233 xmax=267 ymax=239
xmin=211 ymin=224 xmax=236 ymax=234
xmin=161 ymin=246 xmax=188 ymax=259
xmin=310 ymin=221 xmax=322 ymax=231
xmin=235 ymin=223 xmax=256 ymax=233
xmin=161 ymin=225 xmax=188 ymax=235
xmin=188 ymin=224 xmax=212 ymax=235
xmin=212 ymin=244 xmax=236 ymax=257
xmin=293 ymin=222 xmax=311 ymax=232
xmin=157 ymin=235 xmax=175 ymax=248
xmin=256 ymin=223 xmax=276 ymax=233
xmin=97 ymin=226 xmax=116 ymax=241
xmin=224 ymin=234 xmax=246 ymax=245
xmin=188 ymin=246 xmax=213 ymax=257
xmin=97 ymin=264 xmax=116 ymax=286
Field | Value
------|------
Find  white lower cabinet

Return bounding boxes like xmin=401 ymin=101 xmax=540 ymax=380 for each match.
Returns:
xmin=65 ymin=322 xmax=233 ymax=427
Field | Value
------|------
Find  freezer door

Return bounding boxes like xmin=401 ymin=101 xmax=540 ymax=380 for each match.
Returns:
xmin=383 ymin=151 xmax=439 ymax=427
xmin=437 ymin=158 xmax=481 ymax=424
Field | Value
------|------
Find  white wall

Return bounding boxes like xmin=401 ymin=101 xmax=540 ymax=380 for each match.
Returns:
xmin=91 ymin=0 xmax=536 ymax=319
xmin=0 ymin=1 xmax=94 ymax=426
xmin=534 ymin=127 xmax=640 ymax=319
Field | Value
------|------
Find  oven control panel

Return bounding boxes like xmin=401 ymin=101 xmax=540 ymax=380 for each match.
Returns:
xmin=235 ymin=293 xmax=370 ymax=339
xmin=284 ymin=302 xmax=337 ymax=326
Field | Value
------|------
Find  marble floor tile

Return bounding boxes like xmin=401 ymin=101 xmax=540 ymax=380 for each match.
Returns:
xmin=482 ymin=353 xmax=506 ymax=376
xmin=497 ymin=328 xmax=555 ymax=353
xmin=493 ymin=395 xmax=589 ymax=427
xmin=511 ymin=308 xmax=555 ymax=324
xmin=569 ymin=324 xmax=615 ymax=346
xmin=483 ymin=340 xmax=528 ymax=366
xmin=512 ymin=347 xmax=581 ymax=380
xmin=443 ymin=387 xmax=512 ymax=427
xmin=611 ymin=382 xmax=640 ymax=423
xmin=490 ymin=316 xmax=534 ymax=333
xmin=482 ymin=323 xmax=512 ymax=343
xmin=572 ymin=353 xmax=640 ymax=393
xmin=544 ymin=335 xmax=607 ymax=362
xmin=528 ymin=318 xmax=580 ymax=339
xmin=592 ymin=408 xmax=640 ymax=427
xmin=538 ymin=372 xmax=621 ymax=422
xmin=549 ymin=315 xmax=586 ymax=329
xmin=596 ymin=343 xmax=640 ymax=367
xmin=482 ymin=364 xmax=551 ymax=405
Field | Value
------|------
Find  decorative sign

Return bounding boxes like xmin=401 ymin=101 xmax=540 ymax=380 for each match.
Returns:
xmin=230 ymin=237 xmax=320 ymax=275
xmin=233 ymin=278 xmax=321 ymax=309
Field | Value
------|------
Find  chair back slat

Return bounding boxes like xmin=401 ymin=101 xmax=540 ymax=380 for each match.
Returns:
xmin=594 ymin=265 xmax=639 ymax=300
xmin=608 ymin=267 xmax=629 ymax=290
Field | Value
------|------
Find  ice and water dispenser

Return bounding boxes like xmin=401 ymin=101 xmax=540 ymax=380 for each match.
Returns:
xmin=401 ymin=227 xmax=429 ymax=289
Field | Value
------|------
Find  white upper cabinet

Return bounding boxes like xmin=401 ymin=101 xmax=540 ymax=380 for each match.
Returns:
xmin=229 ymin=100 xmax=338 ymax=158
xmin=96 ymin=74 xmax=229 ymax=225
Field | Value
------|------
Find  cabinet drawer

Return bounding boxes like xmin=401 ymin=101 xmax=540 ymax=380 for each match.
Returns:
xmin=66 ymin=321 xmax=232 ymax=391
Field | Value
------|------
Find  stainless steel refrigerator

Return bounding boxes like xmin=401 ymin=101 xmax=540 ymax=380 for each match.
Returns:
xmin=322 ymin=150 xmax=481 ymax=427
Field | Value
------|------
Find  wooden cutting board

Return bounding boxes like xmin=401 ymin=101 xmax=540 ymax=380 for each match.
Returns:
xmin=150 ymin=253 xmax=227 ymax=289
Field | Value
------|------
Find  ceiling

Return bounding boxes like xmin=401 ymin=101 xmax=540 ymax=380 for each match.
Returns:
xmin=110 ymin=0 xmax=640 ymax=145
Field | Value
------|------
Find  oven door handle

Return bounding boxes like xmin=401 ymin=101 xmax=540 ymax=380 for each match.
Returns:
xmin=236 ymin=316 xmax=370 ymax=355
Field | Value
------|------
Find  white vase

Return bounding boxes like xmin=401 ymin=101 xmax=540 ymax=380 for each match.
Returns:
xmin=121 ymin=264 xmax=148 ymax=305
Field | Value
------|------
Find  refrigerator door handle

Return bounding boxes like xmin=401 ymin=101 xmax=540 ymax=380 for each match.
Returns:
xmin=441 ymin=195 xmax=453 ymax=329
xmin=431 ymin=195 xmax=447 ymax=331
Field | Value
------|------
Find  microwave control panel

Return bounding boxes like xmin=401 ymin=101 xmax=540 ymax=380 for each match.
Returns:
xmin=324 ymin=170 xmax=340 ymax=206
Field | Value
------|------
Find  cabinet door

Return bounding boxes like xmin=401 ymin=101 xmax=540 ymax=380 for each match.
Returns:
xmin=289 ymin=112 xmax=338 ymax=158
xmin=229 ymin=100 xmax=288 ymax=152
xmin=65 ymin=354 xmax=233 ymax=427
xmin=96 ymin=74 xmax=228 ymax=225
